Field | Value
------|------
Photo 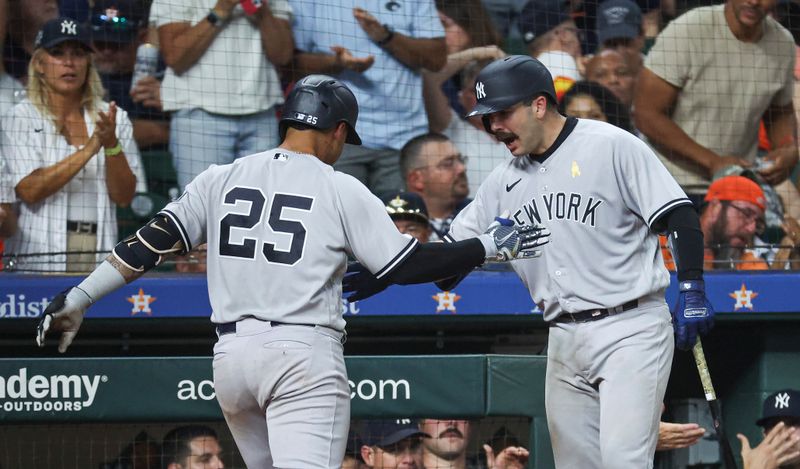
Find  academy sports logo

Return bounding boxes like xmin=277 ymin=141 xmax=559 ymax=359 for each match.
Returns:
xmin=433 ymin=291 xmax=460 ymax=313
xmin=127 ymin=288 xmax=157 ymax=315
xmin=475 ymin=81 xmax=486 ymax=99
xmin=0 ymin=368 xmax=108 ymax=413
xmin=729 ymin=283 xmax=758 ymax=311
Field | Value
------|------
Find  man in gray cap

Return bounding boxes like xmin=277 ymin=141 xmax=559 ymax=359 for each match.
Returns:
xmin=360 ymin=419 xmax=429 ymax=469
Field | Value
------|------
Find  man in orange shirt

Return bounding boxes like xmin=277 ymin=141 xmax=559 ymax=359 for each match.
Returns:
xmin=662 ymin=175 xmax=800 ymax=270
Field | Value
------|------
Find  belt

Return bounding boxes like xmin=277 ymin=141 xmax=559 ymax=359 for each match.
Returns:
xmin=66 ymin=221 xmax=98 ymax=234
xmin=553 ymin=299 xmax=638 ymax=324
xmin=216 ymin=320 xmax=316 ymax=336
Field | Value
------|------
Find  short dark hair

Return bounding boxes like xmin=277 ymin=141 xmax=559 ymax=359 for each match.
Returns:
xmin=558 ymin=81 xmax=633 ymax=132
xmin=399 ymin=132 xmax=451 ymax=178
xmin=161 ymin=425 xmax=218 ymax=468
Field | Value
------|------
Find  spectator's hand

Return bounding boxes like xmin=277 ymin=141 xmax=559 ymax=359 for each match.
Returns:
xmin=758 ymin=148 xmax=798 ymax=185
xmin=738 ymin=422 xmax=800 ymax=469
xmin=95 ymin=101 xmax=119 ymax=149
xmin=708 ymin=155 xmax=751 ymax=179
xmin=353 ymin=8 xmax=390 ymax=43
xmin=330 ymin=46 xmax=374 ymax=73
xmin=781 ymin=216 xmax=800 ymax=247
xmin=130 ymin=76 xmax=163 ymax=110
xmin=657 ymin=422 xmax=706 ymax=450
xmin=483 ymin=444 xmax=529 ymax=469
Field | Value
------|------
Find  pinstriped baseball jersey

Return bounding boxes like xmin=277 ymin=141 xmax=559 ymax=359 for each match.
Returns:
xmin=160 ymin=148 xmax=417 ymax=330
xmin=446 ymin=118 xmax=691 ymax=321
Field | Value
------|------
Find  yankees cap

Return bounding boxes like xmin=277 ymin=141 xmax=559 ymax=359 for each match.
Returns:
xmin=756 ymin=389 xmax=800 ymax=426
xmin=35 ymin=17 xmax=92 ymax=51
xmin=597 ymin=0 xmax=642 ymax=45
xmin=383 ymin=191 xmax=429 ymax=225
xmin=361 ymin=419 xmax=430 ymax=447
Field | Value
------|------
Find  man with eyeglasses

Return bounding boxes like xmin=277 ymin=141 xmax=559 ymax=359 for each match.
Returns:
xmin=661 ymin=176 xmax=800 ymax=270
xmin=737 ymin=389 xmax=800 ymax=469
xmin=400 ymin=133 xmax=471 ymax=241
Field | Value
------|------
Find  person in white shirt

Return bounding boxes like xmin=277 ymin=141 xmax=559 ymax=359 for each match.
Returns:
xmin=150 ymin=0 xmax=294 ymax=189
xmin=1 ymin=18 xmax=144 ymax=272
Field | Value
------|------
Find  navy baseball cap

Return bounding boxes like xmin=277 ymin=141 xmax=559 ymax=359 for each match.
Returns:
xmin=91 ymin=0 xmax=146 ymax=44
xmin=362 ymin=419 xmax=429 ymax=447
xmin=597 ymin=0 xmax=642 ymax=44
xmin=756 ymin=389 xmax=800 ymax=427
xmin=35 ymin=17 xmax=92 ymax=51
xmin=383 ymin=192 xmax=429 ymax=225
xmin=519 ymin=0 xmax=571 ymax=44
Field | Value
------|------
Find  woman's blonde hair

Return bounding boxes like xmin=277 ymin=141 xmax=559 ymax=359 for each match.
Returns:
xmin=27 ymin=46 xmax=106 ymax=128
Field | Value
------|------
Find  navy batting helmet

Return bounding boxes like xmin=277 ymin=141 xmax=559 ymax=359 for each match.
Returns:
xmin=466 ymin=55 xmax=556 ymax=119
xmin=280 ymin=75 xmax=362 ymax=145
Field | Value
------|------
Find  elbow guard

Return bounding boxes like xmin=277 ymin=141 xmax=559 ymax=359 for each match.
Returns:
xmin=112 ymin=215 xmax=186 ymax=272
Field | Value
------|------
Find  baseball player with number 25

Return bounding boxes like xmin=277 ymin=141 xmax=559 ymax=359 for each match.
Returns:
xmin=345 ymin=56 xmax=716 ymax=468
xmin=35 ymin=75 xmax=549 ymax=468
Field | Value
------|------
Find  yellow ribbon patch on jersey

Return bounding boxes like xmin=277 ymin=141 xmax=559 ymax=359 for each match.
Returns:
xmin=571 ymin=160 xmax=581 ymax=178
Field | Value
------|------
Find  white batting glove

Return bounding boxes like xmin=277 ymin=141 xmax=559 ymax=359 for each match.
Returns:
xmin=36 ymin=287 xmax=92 ymax=353
xmin=480 ymin=217 xmax=550 ymax=262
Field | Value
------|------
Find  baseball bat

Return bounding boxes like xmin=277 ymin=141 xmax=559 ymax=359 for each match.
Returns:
xmin=692 ymin=337 xmax=738 ymax=469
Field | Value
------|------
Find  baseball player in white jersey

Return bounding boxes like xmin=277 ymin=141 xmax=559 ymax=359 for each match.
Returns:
xmin=35 ymin=75 xmax=549 ymax=468
xmin=343 ymin=56 xmax=716 ymax=468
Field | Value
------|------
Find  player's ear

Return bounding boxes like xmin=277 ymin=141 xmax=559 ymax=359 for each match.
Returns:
xmin=532 ymin=95 xmax=548 ymax=119
xmin=361 ymin=445 xmax=376 ymax=465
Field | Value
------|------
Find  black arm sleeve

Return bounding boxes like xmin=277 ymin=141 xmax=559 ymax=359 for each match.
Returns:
xmin=385 ymin=238 xmax=485 ymax=285
xmin=659 ymin=204 xmax=704 ymax=281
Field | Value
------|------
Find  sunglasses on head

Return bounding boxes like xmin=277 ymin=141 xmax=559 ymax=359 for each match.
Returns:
xmin=91 ymin=12 xmax=139 ymax=31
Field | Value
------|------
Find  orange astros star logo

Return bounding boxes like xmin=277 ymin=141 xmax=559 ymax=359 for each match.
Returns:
xmin=729 ymin=283 xmax=758 ymax=311
xmin=127 ymin=288 xmax=157 ymax=315
xmin=433 ymin=291 xmax=460 ymax=313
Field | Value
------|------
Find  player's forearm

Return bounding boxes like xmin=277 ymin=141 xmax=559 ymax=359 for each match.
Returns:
xmin=387 ymin=239 xmax=484 ymax=284
xmin=382 ymin=36 xmax=446 ymax=71
xmin=0 ymin=203 xmax=17 ymax=238
xmin=635 ymin=107 xmax=718 ymax=170
xmin=664 ymin=205 xmax=704 ymax=281
xmin=259 ymin=15 xmax=293 ymax=66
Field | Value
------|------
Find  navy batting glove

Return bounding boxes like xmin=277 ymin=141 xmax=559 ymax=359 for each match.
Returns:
xmin=343 ymin=262 xmax=389 ymax=303
xmin=672 ymin=279 xmax=715 ymax=351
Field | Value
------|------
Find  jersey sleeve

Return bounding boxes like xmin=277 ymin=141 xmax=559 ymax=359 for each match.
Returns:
xmin=613 ymin=132 xmax=692 ymax=229
xmin=158 ymin=168 xmax=213 ymax=251
xmin=335 ymin=173 xmax=418 ymax=279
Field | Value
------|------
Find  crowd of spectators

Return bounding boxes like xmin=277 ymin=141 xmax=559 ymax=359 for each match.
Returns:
xmin=0 ymin=0 xmax=798 ymax=273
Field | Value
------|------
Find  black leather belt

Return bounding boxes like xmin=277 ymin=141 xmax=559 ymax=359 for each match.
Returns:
xmin=66 ymin=221 xmax=98 ymax=234
xmin=216 ymin=321 xmax=316 ymax=336
xmin=554 ymin=299 xmax=638 ymax=324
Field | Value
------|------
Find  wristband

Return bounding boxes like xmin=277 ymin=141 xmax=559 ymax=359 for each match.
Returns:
xmin=104 ymin=142 xmax=123 ymax=156
xmin=206 ymin=9 xmax=224 ymax=27
xmin=376 ymin=24 xmax=395 ymax=46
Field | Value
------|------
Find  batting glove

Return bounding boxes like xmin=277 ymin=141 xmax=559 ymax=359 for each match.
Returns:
xmin=36 ymin=287 xmax=92 ymax=353
xmin=342 ymin=262 xmax=388 ymax=303
xmin=672 ymin=280 xmax=715 ymax=351
xmin=480 ymin=217 xmax=550 ymax=262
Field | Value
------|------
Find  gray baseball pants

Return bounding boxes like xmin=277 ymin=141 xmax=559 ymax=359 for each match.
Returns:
xmin=545 ymin=298 xmax=674 ymax=469
xmin=213 ymin=318 xmax=350 ymax=468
